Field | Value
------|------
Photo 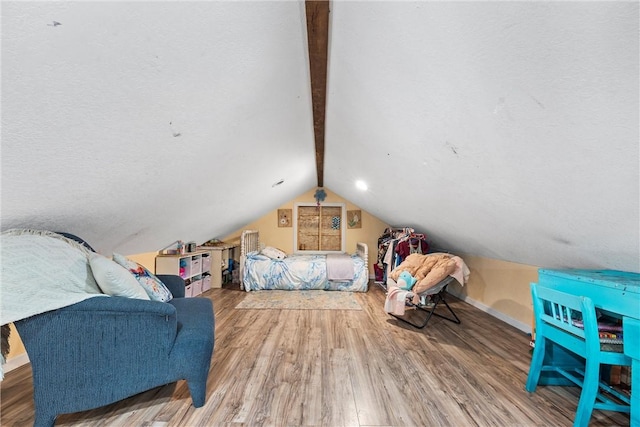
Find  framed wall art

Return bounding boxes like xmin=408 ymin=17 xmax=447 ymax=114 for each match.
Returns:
xmin=347 ymin=210 xmax=362 ymax=229
xmin=278 ymin=209 xmax=292 ymax=227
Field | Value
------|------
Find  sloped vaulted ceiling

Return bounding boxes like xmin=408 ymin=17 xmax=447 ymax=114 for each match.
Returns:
xmin=2 ymin=1 xmax=639 ymax=272
xmin=323 ymin=1 xmax=639 ymax=271
xmin=2 ymin=1 xmax=317 ymax=252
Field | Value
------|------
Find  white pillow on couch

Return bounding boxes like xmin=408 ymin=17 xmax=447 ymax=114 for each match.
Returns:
xmin=89 ymin=253 xmax=150 ymax=300
xmin=112 ymin=253 xmax=173 ymax=302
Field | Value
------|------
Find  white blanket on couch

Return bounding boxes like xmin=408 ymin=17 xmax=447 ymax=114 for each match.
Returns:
xmin=0 ymin=230 xmax=107 ymax=378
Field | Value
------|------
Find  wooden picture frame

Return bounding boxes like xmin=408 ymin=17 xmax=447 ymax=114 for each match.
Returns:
xmin=347 ymin=210 xmax=362 ymax=229
xmin=278 ymin=209 xmax=292 ymax=227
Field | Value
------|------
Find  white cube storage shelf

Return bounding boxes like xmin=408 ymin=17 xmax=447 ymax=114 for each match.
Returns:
xmin=202 ymin=274 xmax=212 ymax=292
xmin=199 ymin=243 xmax=239 ymax=289
xmin=155 ymin=250 xmax=212 ymax=297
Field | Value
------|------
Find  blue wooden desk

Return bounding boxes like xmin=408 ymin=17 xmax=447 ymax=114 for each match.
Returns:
xmin=535 ymin=269 xmax=640 ymax=426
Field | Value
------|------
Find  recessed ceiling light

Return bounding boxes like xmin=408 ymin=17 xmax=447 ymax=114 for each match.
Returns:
xmin=355 ymin=180 xmax=368 ymax=191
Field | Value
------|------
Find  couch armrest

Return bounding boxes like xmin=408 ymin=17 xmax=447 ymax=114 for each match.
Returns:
xmin=156 ymin=274 xmax=185 ymax=298
xmin=15 ymin=296 xmax=178 ymax=364
xmin=14 ymin=296 xmax=180 ymax=411
xmin=58 ymin=294 xmax=176 ymax=315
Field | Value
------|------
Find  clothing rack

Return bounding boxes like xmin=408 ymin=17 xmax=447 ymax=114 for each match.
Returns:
xmin=374 ymin=227 xmax=429 ymax=287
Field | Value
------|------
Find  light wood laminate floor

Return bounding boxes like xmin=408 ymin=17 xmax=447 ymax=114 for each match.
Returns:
xmin=1 ymin=282 xmax=630 ymax=426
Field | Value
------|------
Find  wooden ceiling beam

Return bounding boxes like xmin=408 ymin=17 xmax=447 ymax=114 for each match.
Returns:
xmin=305 ymin=0 xmax=330 ymax=188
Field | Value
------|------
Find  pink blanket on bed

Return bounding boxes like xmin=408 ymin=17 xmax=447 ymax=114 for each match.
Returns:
xmin=326 ymin=253 xmax=354 ymax=280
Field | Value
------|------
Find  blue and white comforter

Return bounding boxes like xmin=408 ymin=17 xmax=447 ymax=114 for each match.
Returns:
xmin=243 ymin=252 xmax=368 ymax=292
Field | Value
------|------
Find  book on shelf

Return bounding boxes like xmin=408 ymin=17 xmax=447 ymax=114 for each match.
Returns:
xmin=571 ymin=318 xmax=623 ymax=333
xmin=599 ymin=337 xmax=623 ymax=344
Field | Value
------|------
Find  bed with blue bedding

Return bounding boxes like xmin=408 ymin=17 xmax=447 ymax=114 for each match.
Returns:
xmin=240 ymin=230 xmax=369 ymax=292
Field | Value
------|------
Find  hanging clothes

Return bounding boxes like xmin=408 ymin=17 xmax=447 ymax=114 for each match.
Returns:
xmin=395 ymin=237 xmax=429 ymax=260
xmin=375 ymin=228 xmax=430 ymax=287
xmin=375 ymin=227 xmax=409 ymax=282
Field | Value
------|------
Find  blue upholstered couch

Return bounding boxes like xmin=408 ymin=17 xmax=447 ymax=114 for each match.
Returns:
xmin=13 ymin=235 xmax=215 ymax=427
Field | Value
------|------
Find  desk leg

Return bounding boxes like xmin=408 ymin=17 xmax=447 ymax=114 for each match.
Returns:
xmin=630 ymin=359 xmax=639 ymax=427
xmin=623 ymin=317 xmax=640 ymax=427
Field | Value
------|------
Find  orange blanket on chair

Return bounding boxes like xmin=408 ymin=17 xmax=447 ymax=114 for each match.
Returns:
xmin=389 ymin=253 xmax=458 ymax=304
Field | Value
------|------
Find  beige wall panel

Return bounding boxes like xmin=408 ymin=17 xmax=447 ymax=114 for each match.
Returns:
xmin=126 ymin=252 xmax=158 ymax=274
xmin=6 ymin=324 xmax=25 ymax=361
xmin=448 ymin=255 xmax=539 ymax=331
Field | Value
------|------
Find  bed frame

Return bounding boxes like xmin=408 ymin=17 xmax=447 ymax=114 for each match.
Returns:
xmin=239 ymin=229 xmax=368 ymax=290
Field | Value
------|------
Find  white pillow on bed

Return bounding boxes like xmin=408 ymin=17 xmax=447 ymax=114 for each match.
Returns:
xmin=261 ymin=246 xmax=287 ymax=260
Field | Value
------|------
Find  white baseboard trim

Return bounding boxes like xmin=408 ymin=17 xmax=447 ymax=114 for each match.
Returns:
xmin=4 ymin=353 xmax=30 ymax=373
xmin=448 ymin=289 xmax=532 ymax=335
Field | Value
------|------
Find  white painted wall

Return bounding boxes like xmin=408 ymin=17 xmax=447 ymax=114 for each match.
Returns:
xmin=2 ymin=1 xmax=639 ymax=272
